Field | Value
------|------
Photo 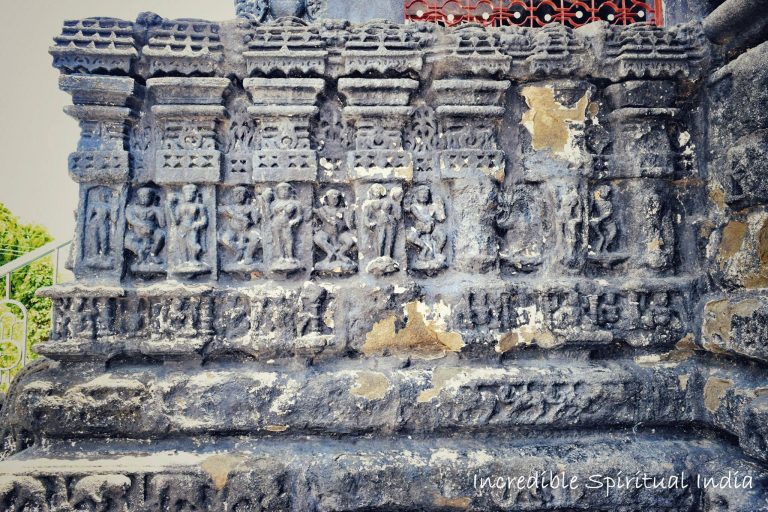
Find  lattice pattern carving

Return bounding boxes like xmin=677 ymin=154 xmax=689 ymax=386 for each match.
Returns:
xmin=405 ymin=0 xmax=663 ymax=28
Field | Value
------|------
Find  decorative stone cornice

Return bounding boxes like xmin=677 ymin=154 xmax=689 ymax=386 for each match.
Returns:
xmin=50 ymin=18 xmax=137 ymax=74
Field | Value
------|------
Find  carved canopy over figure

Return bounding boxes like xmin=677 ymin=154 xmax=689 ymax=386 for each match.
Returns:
xmin=169 ymin=184 xmax=209 ymax=271
xmin=219 ymin=186 xmax=263 ymax=268
xmin=84 ymin=187 xmax=119 ymax=269
xmin=264 ymin=182 xmax=306 ymax=273
xmin=313 ymin=189 xmax=357 ymax=275
xmin=405 ymin=185 xmax=447 ymax=272
xmin=362 ymin=184 xmax=403 ymax=276
xmin=125 ymin=187 xmax=166 ymax=271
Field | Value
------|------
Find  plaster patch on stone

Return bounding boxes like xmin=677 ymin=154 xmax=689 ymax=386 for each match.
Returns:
xmin=495 ymin=304 xmax=558 ymax=352
xmin=520 ymin=85 xmax=590 ymax=161
xmin=468 ymin=450 xmax=494 ymax=465
xmin=704 ymin=377 xmax=733 ymax=413
xmin=351 ymin=371 xmax=391 ymax=400
xmin=417 ymin=368 xmax=465 ymax=403
xmin=200 ymin=454 xmax=245 ymax=491
xmin=269 ymin=378 xmax=300 ymax=415
xmin=353 ymin=165 xmax=413 ymax=181
xmin=362 ymin=301 xmax=464 ymax=359
xmin=678 ymin=375 xmax=689 ymax=391
xmin=718 ymin=220 xmax=748 ymax=266
xmin=430 ymin=448 xmax=460 ymax=464
xmin=265 ymin=425 xmax=289 ymax=432
xmin=744 ymin=217 xmax=768 ymax=288
xmin=433 ymin=495 xmax=472 ymax=509
xmin=702 ymin=298 xmax=761 ymax=352
xmin=635 ymin=349 xmax=692 ymax=368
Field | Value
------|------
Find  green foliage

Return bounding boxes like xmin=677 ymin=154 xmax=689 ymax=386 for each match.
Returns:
xmin=0 ymin=203 xmax=54 ymax=379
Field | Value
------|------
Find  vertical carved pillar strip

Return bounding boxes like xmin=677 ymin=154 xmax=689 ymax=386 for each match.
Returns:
xmin=432 ymin=79 xmax=511 ymax=274
xmin=148 ymin=77 xmax=230 ymax=280
xmin=517 ymin=80 xmax=594 ymax=275
xmin=243 ymin=78 xmax=325 ymax=277
xmin=605 ymin=80 xmax=678 ymax=276
xmin=339 ymin=78 xmax=418 ymax=276
xmin=60 ymin=75 xmax=141 ymax=283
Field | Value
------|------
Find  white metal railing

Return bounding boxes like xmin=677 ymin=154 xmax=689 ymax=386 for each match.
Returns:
xmin=1 ymin=239 xmax=72 ymax=300
xmin=0 ymin=240 xmax=71 ymax=387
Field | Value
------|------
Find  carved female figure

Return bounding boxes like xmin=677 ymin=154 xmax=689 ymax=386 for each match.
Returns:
xmin=362 ymin=184 xmax=403 ymax=275
xmin=589 ymin=185 xmax=618 ymax=255
xmin=557 ymin=188 xmax=583 ymax=266
xmin=264 ymin=182 xmax=304 ymax=272
xmin=169 ymin=184 xmax=208 ymax=271
xmin=313 ymin=189 xmax=357 ymax=274
xmin=84 ymin=187 xmax=118 ymax=269
xmin=405 ymin=185 xmax=447 ymax=272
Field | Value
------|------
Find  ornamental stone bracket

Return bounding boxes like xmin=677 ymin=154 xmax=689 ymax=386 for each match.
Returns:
xmin=339 ymin=78 xmax=418 ymax=183
xmin=61 ymin=74 xmax=140 ymax=282
xmin=244 ymin=78 xmax=325 ymax=182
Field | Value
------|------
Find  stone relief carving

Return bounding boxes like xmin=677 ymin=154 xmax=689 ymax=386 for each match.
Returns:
xmin=587 ymin=184 xmax=629 ymax=267
xmin=168 ymin=184 xmax=210 ymax=274
xmin=640 ymin=187 xmax=675 ymax=271
xmin=555 ymin=186 xmax=585 ymax=270
xmin=496 ymin=185 xmax=545 ymax=273
xmin=313 ymin=188 xmax=357 ymax=275
xmin=235 ymin=0 xmax=326 ymax=22
xmin=362 ymin=184 xmax=403 ymax=276
xmin=405 ymin=185 xmax=447 ymax=273
xmin=83 ymin=187 xmax=120 ymax=270
xmin=264 ymin=182 xmax=307 ymax=273
xmin=218 ymin=186 xmax=264 ymax=271
xmin=125 ymin=186 xmax=166 ymax=273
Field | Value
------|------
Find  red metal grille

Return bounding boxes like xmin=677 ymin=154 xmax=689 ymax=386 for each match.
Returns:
xmin=405 ymin=0 xmax=664 ymax=28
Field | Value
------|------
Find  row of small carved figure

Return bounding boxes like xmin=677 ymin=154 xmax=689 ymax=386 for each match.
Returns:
xmin=50 ymin=287 xmax=686 ymax=344
xmin=117 ymin=182 xmax=447 ymax=277
xmin=81 ymin=178 xmax=673 ymax=279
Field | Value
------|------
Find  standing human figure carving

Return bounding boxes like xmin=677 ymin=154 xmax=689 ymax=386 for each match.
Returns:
xmin=589 ymin=185 xmax=618 ymax=255
xmin=405 ymin=185 xmax=447 ymax=272
xmin=264 ymin=182 xmax=305 ymax=272
xmin=557 ymin=188 xmax=582 ymax=266
xmin=84 ymin=187 xmax=118 ymax=268
xmin=313 ymin=189 xmax=357 ymax=274
xmin=169 ymin=184 xmax=208 ymax=270
xmin=219 ymin=186 xmax=263 ymax=267
xmin=362 ymin=184 xmax=403 ymax=275
xmin=125 ymin=187 xmax=166 ymax=269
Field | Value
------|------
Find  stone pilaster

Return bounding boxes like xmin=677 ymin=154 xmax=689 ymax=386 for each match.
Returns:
xmin=61 ymin=75 xmax=140 ymax=283
xmin=148 ymin=77 xmax=229 ymax=279
xmin=433 ymin=79 xmax=510 ymax=273
xmin=339 ymin=78 xmax=418 ymax=276
xmin=242 ymin=78 xmax=324 ymax=277
xmin=605 ymin=81 xmax=679 ymax=276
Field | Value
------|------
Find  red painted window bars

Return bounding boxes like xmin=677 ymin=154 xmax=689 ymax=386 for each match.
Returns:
xmin=405 ymin=0 xmax=664 ymax=28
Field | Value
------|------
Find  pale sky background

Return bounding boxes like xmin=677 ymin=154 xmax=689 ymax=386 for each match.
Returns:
xmin=0 ymin=1 xmax=233 ymax=241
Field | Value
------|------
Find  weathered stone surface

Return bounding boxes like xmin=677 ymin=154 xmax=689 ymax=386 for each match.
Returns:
xmin=1 ymin=1 xmax=766 ymax=510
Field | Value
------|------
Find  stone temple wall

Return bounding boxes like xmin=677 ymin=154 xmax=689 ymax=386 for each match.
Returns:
xmin=0 ymin=1 xmax=767 ymax=510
